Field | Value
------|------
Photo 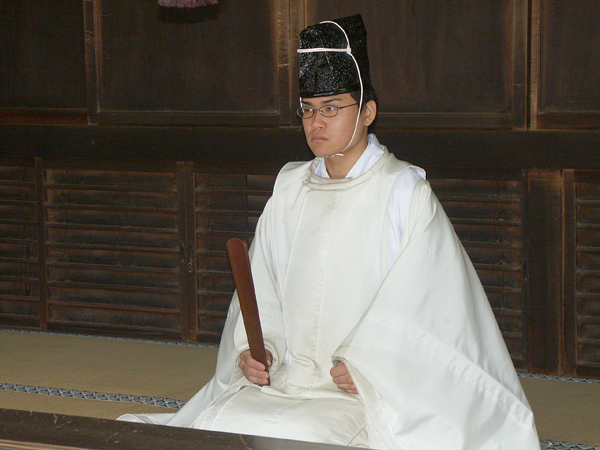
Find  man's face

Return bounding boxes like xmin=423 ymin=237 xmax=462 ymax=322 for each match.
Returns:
xmin=300 ymin=93 xmax=368 ymax=159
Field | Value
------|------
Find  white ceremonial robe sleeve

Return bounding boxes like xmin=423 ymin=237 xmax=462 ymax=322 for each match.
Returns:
xmin=118 ymin=199 xmax=287 ymax=427
xmin=333 ymin=179 xmax=540 ymax=450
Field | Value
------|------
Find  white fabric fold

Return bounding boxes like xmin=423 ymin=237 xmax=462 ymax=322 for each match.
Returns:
xmin=333 ymin=179 xmax=540 ymax=449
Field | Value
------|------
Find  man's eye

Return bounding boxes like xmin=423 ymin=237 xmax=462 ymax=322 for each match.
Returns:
xmin=323 ymin=106 xmax=337 ymax=112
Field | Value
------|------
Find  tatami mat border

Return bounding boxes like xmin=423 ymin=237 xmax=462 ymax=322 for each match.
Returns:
xmin=0 ymin=382 xmax=187 ymax=409
xmin=518 ymin=372 xmax=600 ymax=385
xmin=541 ymin=442 xmax=599 ymax=450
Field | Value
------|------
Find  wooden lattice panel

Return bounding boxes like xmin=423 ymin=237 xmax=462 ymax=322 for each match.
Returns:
xmin=43 ymin=166 xmax=183 ymax=338
xmin=0 ymin=162 xmax=39 ymax=326
xmin=575 ymin=173 xmax=600 ymax=371
xmin=429 ymin=170 xmax=527 ymax=369
xmin=194 ymin=169 xmax=277 ymax=343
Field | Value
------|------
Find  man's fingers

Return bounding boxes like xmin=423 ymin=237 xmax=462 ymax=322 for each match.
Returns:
xmin=336 ymin=383 xmax=358 ymax=394
xmin=239 ymin=363 xmax=269 ymax=384
xmin=240 ymin=350 xmax=265 ymax=370
xmin=245 ymin=370 xmax=269 ymax=385
xmin=332 ymin=374 xmax=353 ymax=384
xmin=330 ymin=362 xmax=358 ymax=394
xmin=240 ymin=349 xmax=273 ymax=371
xmin=239 ymin=350 xmax=270 ymax=384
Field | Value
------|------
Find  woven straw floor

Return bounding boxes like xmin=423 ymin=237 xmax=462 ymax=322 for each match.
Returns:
xmin=1 ymin=329 xmax=599 ymax=449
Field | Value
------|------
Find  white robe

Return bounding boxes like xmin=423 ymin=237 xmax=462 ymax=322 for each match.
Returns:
xmin=120 ymin=144 xmax=540 ymax=450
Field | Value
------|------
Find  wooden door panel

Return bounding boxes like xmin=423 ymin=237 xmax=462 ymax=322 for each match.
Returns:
xmin=569 ymin=172 xmax=600 ymax=376
xmin=193 ymin=165 xmax=279 ymax=343
xmin=535 ymin=1 xmax=600 ymax=128
xmin=42 ymin=164 xmax=185 ymax=339
xmin=306 ymin=0 xmax=526 ymax=129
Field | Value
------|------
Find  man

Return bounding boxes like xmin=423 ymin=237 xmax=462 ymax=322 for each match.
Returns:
xmin=120 ymin=14 xmax=541 ymax=450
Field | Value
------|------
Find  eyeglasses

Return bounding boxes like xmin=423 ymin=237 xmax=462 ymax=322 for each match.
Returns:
xmin=296 ymin=103 xmax=358 ymax=119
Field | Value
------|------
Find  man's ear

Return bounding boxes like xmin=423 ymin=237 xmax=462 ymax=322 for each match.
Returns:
xmin=363 ymin=100 xmax=377 ymax=127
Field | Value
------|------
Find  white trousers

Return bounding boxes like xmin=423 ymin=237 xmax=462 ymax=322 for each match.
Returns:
xmin=194 ymin=385 xmax=370 ymax=447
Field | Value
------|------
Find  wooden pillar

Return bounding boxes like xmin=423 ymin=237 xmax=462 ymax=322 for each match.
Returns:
xmin=526 ymin=169 xmax=564 ymax=374
xmin=177 ymin=162 xmax=197 ymax=341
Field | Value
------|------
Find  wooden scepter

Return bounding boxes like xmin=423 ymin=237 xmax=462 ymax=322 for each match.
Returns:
xmin=226 ymin=238 xmax=269 ymax=384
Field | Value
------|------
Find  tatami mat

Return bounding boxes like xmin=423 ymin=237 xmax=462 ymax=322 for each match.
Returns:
xmin=0 ymin=330 xmax=217 ymax=399
xmin=520 ymin=376 xmax=600 ymax=446
xmin=1 ymin=329 xmax=599 ymax=448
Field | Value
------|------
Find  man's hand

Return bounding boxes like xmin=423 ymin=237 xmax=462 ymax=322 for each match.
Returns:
xmin=239 ymin=349 xmax=272 ymax=385
xmin=330 ymin=362 xmax=358 ymax=394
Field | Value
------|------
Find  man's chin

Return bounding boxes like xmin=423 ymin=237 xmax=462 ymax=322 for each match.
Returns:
xmin=309 ymin=145 xmax=342 ymax=159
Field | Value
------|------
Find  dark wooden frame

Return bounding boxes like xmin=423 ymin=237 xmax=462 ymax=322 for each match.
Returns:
xmin=0 ymin=408 xmax=354 ymax=450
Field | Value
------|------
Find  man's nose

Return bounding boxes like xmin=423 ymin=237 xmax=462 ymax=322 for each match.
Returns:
xmin=310 ymin=110 xmax=326 ymax=128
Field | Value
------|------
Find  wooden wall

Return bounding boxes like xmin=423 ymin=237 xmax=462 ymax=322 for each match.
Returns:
xmin=1 ymin=0 xmax=600 ymax=378
xmin=3 ymin=0 xmax=599 ymax=129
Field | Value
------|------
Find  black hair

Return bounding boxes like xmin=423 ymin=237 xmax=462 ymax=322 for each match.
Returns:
xmin=350 ymin=84 xmax=378 ymax=111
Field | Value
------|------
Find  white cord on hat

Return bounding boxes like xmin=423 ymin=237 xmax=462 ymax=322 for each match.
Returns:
xmin=298 ymin=20 xmax=364 ymax=158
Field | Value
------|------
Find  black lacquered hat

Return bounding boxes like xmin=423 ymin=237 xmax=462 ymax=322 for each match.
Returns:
xmin=298 ymin=14 xmax=371 ymax=98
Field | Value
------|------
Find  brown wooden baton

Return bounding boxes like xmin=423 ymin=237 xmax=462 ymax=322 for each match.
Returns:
xmin=226 ymin=237 xmax=270 ymax=383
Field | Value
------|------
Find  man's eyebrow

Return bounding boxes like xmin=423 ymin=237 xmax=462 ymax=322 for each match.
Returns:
xmin=301 ymin=97 xmax=343 ymax=107
xmin=321 ymin=98 xmax=343 ymax=104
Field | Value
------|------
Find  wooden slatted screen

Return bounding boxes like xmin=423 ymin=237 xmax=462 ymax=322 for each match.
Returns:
xmin=574 ymin=172 xmax=600 ymax=373
xmin=0 ymin=161 xmax=40 ymax=327
xmin=42 ymin=163 xmax=184 ymax=339
xmin=194 ymin=167 xmax=278 ymax=343
xmin=429 ymin=169 xmax=527 ymax=369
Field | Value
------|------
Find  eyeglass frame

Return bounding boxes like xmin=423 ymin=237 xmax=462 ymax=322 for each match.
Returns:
xmin=296 ymin=102 xmax=359 ymax=119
